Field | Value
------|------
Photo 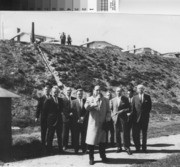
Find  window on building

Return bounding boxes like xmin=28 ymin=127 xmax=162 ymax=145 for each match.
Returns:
xmin=82 ymin=8 xmax=86 ymax=10
xmin=101 ymin=0 xmax=108 ymax=11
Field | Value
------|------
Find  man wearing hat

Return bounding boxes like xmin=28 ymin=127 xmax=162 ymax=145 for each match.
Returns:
xmin=132 ymin=84 xmax=152 ymax=153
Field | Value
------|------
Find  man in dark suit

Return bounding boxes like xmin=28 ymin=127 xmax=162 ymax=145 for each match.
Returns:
xmin=110 ymin=87 xmax=132 ymax=155
xmin=71 ymin=88 xmax=88 ymax=154
xmin=132 ymin=84 xmax=152 ymax=153
xmin=35 ymin=85 xmax=51 ymax=146
xmin=105 ymin=89 xmax=115 ymax=147
xmin=44 ymin=86 xmax=64 ymax=154
xmin=62 ymin=87 xmax=76 ymax=150
xmin=126 ymin=87 xmax=134 ymax=147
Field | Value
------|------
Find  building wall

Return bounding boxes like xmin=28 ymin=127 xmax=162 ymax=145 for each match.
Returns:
xmin=97 ymin=0 xmax=101 ymax=11
xmin=108 ymin=0 xmax=119 ymax=12
xmin=57 ymin=0 xmax=65 ymax=10
xmin=88 ymin=0 xmax=97 ymax=11
xmin=35 ymin=0 xmax=43 ymax=10
xmin=80 ymin=0 xmax=87 ymax=11
xmin=73 ymin=0 xmax=80 ymax=11
xmin=51 ymin=0 xmax=58 ymax=10
xmin=0 ymin=98 xmax=12 ymax=161
xmin=42 ymin=0 xmax=50 ymax=10
xmin=65 ymin=0 xmax=73 ymax=10
xmin=97 ymin=0 xmax=108 ymax=11
xmin=28 ymin=0 xmax=35 ymax=10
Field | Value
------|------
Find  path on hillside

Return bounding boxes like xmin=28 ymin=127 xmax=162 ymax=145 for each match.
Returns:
xmin=3 ymin=134 xmax=180 ymax=167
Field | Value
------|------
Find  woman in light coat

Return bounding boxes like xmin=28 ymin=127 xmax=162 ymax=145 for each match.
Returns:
xmin=85 ymin=85 xmax=111 ymax=165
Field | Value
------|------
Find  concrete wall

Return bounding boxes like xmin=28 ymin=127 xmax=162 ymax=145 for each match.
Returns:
xmin=80 ymin=0 xmax=87 ymax=11
xmin=88 ymin=0 xmax=97 ymax=11
xmin=65 ymin=0 xmax=73 ymax=10
xmin=73 ymin=0 xmax=80 ymax=11
xmin=0 ymin=98 xmax=12 ymax=161
xmin=57 ymin=0 xmax=65 ymax=10
xmin=42 ymin=0 xmax=50 ymax=10
xmin=35 ymin=0 xmax=43 ymax=10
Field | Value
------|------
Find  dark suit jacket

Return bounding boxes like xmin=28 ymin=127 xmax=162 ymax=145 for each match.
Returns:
xmin=110 ymin=96 xmax=130 ymax=125
xmin=36 ymin=95 xmax=51 ymax=120
xmin=62 ymin=96 xmax=76 ymax=122
xmin=132 ymin=94 xmax=152 ymax=123
xmin=71 ymin=99 xmax=88 ymax=124
xmin=44 ymin=97 xmax=63 ymax=127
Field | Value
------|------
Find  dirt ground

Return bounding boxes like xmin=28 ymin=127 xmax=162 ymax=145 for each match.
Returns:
xmin=2 ymin=134 xmax=180 ymax=167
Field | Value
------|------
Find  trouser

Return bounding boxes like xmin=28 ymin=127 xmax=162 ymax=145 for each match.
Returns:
xmin=105 ymin=119 xmax=114 ymax=144
xmin=41 ymin=120 xmax=47 ymax=146
xmin=62 ymin=121 xmax=74 ymax=147
xmin=88 ymin=143 xmax=106 ymax=160
xmin=127 ymin=117 xmax=133 ymax=146
xmin=73 ymin=123 xmax=87 ymax=152
xmin=114 ymin=119 xmax=129 ymax=149
xmin=132 ymin=120 xmax=149 ymax=150
xmin=46 ymin=123 xmax=63 ymax=153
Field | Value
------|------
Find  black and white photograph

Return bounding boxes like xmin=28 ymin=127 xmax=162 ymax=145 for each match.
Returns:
xmin=0 ymin=0 xmax=180 ymax=167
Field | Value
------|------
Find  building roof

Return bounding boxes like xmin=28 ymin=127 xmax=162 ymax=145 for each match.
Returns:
xmin=0 ymin=87 xmax=20 ymax=98
xmin=10 ymin=32 xmax=55 ymax=41
xmin=80 ymin=41 xmax=123 ymax=50
xmin=123 ymin=47 xmax=160 ymax=54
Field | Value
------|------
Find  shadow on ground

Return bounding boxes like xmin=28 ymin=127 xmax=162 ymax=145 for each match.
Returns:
xmin=94 ymin=158 xmax=156 ymax=165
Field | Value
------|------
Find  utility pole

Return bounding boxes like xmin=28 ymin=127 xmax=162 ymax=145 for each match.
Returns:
xmin=31 ymin=22 xmax=35 ymax=43
xmin=17 ymin=28 xmax=21 ymax=42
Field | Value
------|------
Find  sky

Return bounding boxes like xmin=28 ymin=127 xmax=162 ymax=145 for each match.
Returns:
xmin=0 ymin=0 xmax=180 ymax=53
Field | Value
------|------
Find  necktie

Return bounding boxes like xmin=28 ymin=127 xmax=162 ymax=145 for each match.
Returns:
xmin=54 ymin=97 xmax=58 ymax=103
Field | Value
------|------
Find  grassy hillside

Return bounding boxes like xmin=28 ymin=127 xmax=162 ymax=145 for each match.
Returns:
xmin=0 ymin=40 xmax=180 ymax=126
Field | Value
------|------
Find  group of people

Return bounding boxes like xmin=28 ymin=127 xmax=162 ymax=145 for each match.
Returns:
xmin=36 ymin=84 xmax=152 ymax=165
xmin=60 ymin=32 xmax=72 ymax=45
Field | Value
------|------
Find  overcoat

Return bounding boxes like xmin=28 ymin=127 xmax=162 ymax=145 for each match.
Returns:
xmin=85 ymin=96 xmax=111 ymax=145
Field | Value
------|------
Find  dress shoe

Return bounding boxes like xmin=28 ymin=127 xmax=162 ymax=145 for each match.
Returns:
xmin=116 ymin=147 xmax=122 ymax=153
xmin=125 ymin=148 xmax=132 ymax=155
xmin=102 ymin=157 xmax=110 ymax=163
xmin=89 ymin=158 xmax=94 ymax=165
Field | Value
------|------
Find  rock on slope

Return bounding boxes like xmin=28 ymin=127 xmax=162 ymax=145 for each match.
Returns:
xmin=0 ymin=40 xmax=180 ymax=126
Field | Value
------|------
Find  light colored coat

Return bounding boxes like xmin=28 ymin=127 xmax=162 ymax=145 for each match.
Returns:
xmin=85 ymin=96 xmax=111 ymax=145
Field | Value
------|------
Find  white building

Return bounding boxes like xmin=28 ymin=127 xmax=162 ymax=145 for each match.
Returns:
xmin=73 ymin=0 xmax=80 ymax=11
xmin=80 ymin=0 xmax=88 ymax=11
xmin=57 ymin=0 xmax=65 ymax=11
xmin=87 ymin=0 xmax=97 ymax=11
xmin=65 ymin=0 xmax=73 ymax=10
xmin=108 ymin=0 xmax=120 ymax=12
